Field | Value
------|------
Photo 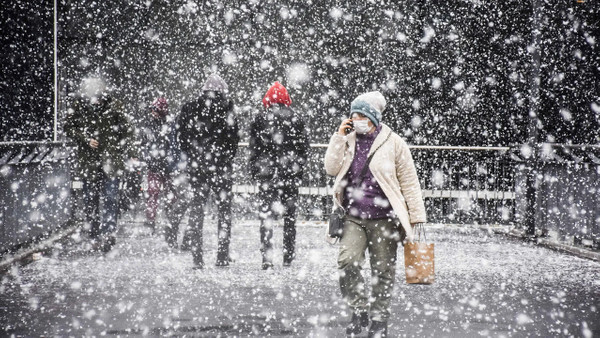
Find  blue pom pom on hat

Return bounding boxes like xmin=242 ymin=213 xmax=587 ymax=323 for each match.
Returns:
xmin=349 ymin=91 xmax=386 ymax=126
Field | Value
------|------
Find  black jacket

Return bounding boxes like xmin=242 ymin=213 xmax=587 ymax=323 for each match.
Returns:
xmin=178 ymin=91 xmax=240 ymax=179
xmin=64 ymin=95 xmax=136 ymax=180
xmin=248 ymin=105 xmax=309 ymax=182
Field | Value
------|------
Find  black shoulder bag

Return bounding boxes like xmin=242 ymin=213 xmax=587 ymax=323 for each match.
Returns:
xmin=327 ymin=132 xmax=392 ymax=242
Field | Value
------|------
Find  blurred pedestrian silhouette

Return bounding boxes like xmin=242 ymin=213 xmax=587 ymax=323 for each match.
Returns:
xmin=248 ymin=81 xmax=309 ymax=270
xmin=64 ymin=77 xmax=137 ymax=253
xmin=177 ymin=74 xmax=240 ymax=268
xmin=139 ymin=97 xmax=179 ymax=239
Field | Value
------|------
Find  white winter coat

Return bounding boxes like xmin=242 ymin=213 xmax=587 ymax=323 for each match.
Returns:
xmin=324 ymin=123 xmax=427 ymax=241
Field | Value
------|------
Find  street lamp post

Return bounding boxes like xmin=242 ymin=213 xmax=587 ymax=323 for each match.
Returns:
xmin=53 ymin=0 xmax=58 ymax=141
xmin=523 ymin=0 xmax=543 ymax=238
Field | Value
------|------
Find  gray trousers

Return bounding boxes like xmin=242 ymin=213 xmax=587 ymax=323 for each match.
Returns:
xmin=338 ymin=215 xmax=402 ymax=322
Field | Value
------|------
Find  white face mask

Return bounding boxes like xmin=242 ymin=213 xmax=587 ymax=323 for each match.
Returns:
xmin=353 ymin=119 xmax=371 ymax=134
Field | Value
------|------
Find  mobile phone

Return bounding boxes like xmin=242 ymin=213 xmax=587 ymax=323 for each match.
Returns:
xmin=345 ymin=121 xmax=354 ymax=134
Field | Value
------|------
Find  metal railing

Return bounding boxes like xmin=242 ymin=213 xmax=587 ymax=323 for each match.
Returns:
xmin=0 ymin=141 xmax=71 ymax=166
xmin=411 ymin=146 xmax=515 ymax=225
xmin=230 ymin=143 xmax=516 ymax=225
xmin=0 ymin=141 xmax=517 ymax=252
xmin=0 ymin=141 xmax=74 ymax=254
xmin=512 ymin=143 xmax=600 ymax=248
xmin=7 ymin=140 xmax=600 ymax=252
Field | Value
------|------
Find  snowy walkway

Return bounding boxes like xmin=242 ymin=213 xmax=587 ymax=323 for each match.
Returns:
xmin=1 ymin=218 xmax=599 ymax=337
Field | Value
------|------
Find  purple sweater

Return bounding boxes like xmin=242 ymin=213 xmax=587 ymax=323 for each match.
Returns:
xmin=343 ymin=125 xmax=394 ymax=219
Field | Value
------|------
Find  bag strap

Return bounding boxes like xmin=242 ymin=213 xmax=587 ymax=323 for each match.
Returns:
xmin=335 ymin=131 xmax=392 ymax=212
xmin=415 ymin=223 xmax=427 ymax=242
xmin=356 ymin=131 xmax=392 ymax=185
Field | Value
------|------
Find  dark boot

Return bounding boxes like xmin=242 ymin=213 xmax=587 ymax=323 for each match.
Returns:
xmin=216 ymin=219 xmax=231 ymax=266
xmin=164 ymin=210 xmax=180 ymax=248
xmin=283 ymin=256 xmax=293 ymax=267
xmin=216 ymin=250 xmax=230 ymax=267
xmin=282 ymin=224 xmax=295 ymax=267
xmin=216 ymin=189 xmax=233 ymax=267
xmin=367 ymin=320 xmax=387 ymax=338
xmin=180 ymin=230 xmax=193 ymax=251
xmin=164 ymin=226 xmax=178 ymax=249
xmin=346 ymin=311 xmax=369 ymax=336
xmin=189 ymin=228 xmax=204 ymax=269
xmin=165 ymin=197 xmax=185 ymax=247
xmin=282 ymin=202 xmax=297 ymax=267
xmin=100 ymin=234 xmax=116 ymax=253
xmin=192 ymin=248 xmax=204 ymax=270
xmin=89 ymin=238 xmax=103 ymax=252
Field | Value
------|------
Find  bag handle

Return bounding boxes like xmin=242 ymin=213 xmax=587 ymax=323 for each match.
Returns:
xmin=414 ymin=223 xmax=427 ymax=242
xmin=332 ymin=192 xmax=344 ymax=211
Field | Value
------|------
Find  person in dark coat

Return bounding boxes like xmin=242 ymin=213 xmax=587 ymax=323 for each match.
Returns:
xmin=140 ymin=97 xmax=179 ymax=237
xmin=249 ymin=81 xmax=309 ymax=269
xmin=64 ymin=80 xmax=137 ymax=252
xmin=178 ymin=74 xmax=240 ymax=268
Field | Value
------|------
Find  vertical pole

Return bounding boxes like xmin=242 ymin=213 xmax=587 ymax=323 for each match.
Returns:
xmin=53 ymin=0 xmax=58 ymax=141
xmin=524 ymin=0 xmax=542 ymax=237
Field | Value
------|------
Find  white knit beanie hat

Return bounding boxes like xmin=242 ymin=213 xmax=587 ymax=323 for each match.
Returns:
xmin=350 ymin=91 xmax=386 ymax=126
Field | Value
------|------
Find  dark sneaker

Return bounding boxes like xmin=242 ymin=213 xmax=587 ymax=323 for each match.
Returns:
xmin=180 ymin=232 xmax=192 ymax=251
xmin=164 ymin=228 xmax=177 ymax=248
xmin=193 ymin=255 xmax=204 ymax=270
xmin=216 ymin=253 xmax=235 ymax=266
xmin=89 ymin=238 xmax=102 ymax=252
xmin=261 ymin=262 xmax=274 ymax=270
xmin=165 ymin=234 xmax=177 ymax=249
xmin=216 ymin=249 xmax=230 ymax=267
xmin=346 ymin=311 xmax=369 ymax=336
xmin=283 ymin=255 xmax=294 ymax=267
xmin=216 ymin=258 xmax=229 ymax=267
xmin=367 ymin=320 xmax=387 ymax=338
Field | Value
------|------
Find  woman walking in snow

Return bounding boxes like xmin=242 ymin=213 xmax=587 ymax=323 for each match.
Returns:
xmin=324 ymin=91 xmax=427 ymax=337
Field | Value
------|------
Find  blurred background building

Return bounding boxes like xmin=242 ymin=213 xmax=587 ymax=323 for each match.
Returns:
xmin=1 ymin=0 xmax=598 ymax=146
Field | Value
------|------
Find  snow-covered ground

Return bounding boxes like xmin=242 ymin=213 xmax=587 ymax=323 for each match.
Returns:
xmin=1 ymin=216 xmax=599 ymax=337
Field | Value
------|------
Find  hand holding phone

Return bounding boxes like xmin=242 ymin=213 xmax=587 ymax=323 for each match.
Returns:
xmin=338 ymin=118 xmax=354 ymax=135
xmin=345 ymin=121 xmax=354 ymax=134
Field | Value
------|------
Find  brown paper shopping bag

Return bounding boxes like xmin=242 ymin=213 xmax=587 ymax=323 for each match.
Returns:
xmin=404 ymin=224 xmax=435 ymax=284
